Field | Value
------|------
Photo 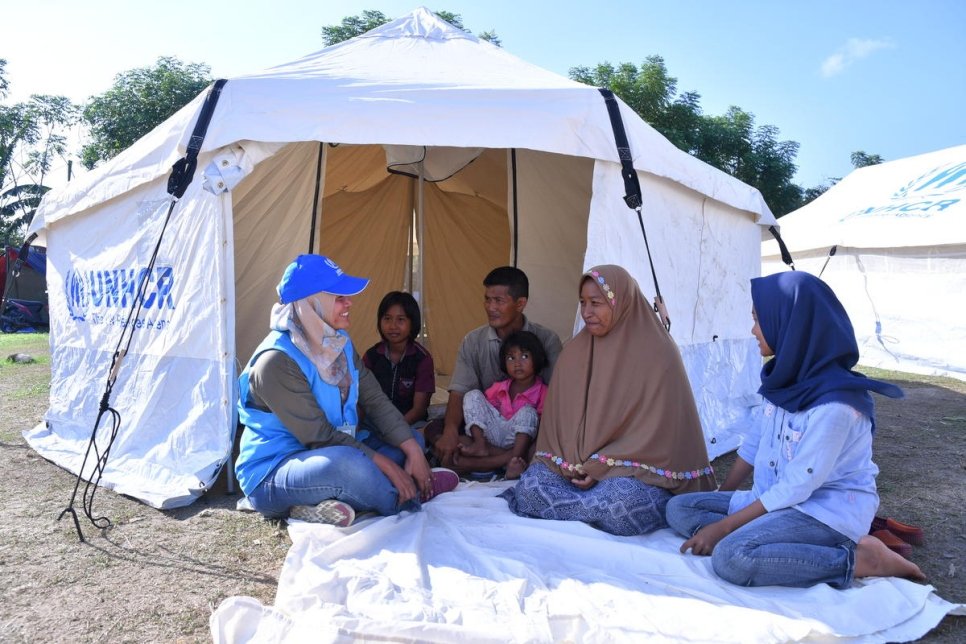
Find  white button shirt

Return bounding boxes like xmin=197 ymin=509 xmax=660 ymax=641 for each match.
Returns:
xmin=729 ymin=400 xmax=879 ymax=542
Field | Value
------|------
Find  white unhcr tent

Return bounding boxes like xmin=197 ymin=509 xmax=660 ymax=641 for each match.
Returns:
xmin=763 ymin=144 xmax=966 ymax=382
xmin=26 ymin=8 xmax=776 ymax=508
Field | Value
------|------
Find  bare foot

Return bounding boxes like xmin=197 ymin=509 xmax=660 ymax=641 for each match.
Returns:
xmin=505 ymin=456 xmax=527 ymax=480
xmin=854 ymin=535 xmax=927 ymax=582
xmin=459 ymin=442 xmax=489 ymax=457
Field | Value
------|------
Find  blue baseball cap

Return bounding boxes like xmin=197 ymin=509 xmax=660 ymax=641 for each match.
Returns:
xmin=277 ymin=254 xmax=370 ymax=304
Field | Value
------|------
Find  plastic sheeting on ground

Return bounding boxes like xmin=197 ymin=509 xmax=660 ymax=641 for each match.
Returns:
xmin=210 ymin=482 xmax=964 ymax=643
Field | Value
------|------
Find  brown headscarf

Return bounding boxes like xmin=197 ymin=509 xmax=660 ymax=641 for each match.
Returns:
xmin=533 ymin=265 xmax=716 ymax=494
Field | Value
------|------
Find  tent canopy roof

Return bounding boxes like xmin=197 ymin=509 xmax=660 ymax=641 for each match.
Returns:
xmin=765 ymin=144 xmax=966 ymax=256
xmin=32 ymin=6 xmax=774 ymax=234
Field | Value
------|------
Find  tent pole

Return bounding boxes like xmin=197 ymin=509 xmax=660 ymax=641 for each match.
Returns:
xmin=511 ymin=149 xmax=519 ymax=267
xmin=405 ymin=210 xmax=414 ymax=293
xmin=308 ymin=143 xmax=327 ymax=254
xmin=416 ymin=167 xmax=427 ymax=341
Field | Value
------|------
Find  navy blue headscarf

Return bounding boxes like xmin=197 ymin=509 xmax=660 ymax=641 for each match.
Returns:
xmin=750 ymin=272 xmax=902 ymax=426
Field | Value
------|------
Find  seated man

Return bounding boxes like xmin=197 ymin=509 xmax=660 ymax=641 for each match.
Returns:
xmin=432 ymin=266 xmax=562 ymax=473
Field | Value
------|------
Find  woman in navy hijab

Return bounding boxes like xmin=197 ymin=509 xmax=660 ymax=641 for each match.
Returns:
xmin=666 ymin=271 xmax=925 ymax=588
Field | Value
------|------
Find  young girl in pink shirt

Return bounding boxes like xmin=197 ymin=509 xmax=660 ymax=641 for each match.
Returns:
xmin=456 ymin=331 xmax=549 ymax=479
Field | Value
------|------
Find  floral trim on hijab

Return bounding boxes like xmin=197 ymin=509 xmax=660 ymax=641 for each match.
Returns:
xmin=589 ymin=269 xmax=616 ymax=306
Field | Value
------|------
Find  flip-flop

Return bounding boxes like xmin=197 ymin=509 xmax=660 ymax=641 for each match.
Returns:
xmin=871 ymin=529 xmax=913 ymax=559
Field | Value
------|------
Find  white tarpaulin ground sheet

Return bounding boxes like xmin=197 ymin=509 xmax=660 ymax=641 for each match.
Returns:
xmin=210 ymin=482 xmax=964 ymax=643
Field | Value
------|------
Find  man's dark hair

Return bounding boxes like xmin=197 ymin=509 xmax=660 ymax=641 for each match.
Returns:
xmin=376 ymin=291 xmax=421 ymax=342
xmin=483 ymin=266 xmax=529 ymax=300
xmin=498 ymin=331 xmax=548 ymax=376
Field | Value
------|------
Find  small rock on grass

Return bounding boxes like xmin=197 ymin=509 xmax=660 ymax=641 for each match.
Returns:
xmin=7 ymin=352 xmax=35 ymax=364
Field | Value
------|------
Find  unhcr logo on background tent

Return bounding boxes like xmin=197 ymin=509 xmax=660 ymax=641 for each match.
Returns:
xmin=843 ymin=160 xmax=966 ymax=221
xmin=64 ymin=266 xmax=176 ymax=328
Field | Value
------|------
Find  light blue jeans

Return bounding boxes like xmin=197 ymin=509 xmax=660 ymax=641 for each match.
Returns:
xmin=665 ymin=491 xmax=857 ymax=589
xmin=248 ymin=430 xmax=425 ymax=518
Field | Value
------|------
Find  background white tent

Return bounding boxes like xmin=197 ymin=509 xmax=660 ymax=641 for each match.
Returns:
xmin=763 ymin=144 xmax=966 ymax=382
xmin=26 ymin=8 xmax=775 ymax=508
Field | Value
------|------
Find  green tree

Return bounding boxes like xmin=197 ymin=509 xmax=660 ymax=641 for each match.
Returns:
xmin=321 ymin=9 xmax=391 ymax=45
xmin=850 ymin=150 xmax=883 ymax=169
xmin=321 ymin=9 xmax=501 ymax=47
xmin=81 ymin=56 xmax=211 ymax=169
xmin=1 ymin=60 xmax=78 ymax=243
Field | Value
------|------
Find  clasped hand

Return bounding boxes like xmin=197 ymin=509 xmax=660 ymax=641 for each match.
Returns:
xmin=569 ymin=471 xmax=597 ymax=490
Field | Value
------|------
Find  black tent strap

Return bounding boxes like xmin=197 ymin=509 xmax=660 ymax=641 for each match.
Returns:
xmin=167 ymin=79 xmax=228 ymax=199
xmin=818 ymin=245 xmax=838 ymax=278
xmin=597 ymin=88 xmax=670 ymax=331
xmin=60 ymin=79 xmax=228 ymax=541
xmin=768 ymin=225 xmax=796 ymax=270
xmin=598 ymin=89 xmax=642 ymax=210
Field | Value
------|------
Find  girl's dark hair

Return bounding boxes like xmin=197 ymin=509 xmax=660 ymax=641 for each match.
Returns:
xmin=376 ymin=291 xmax=421 ymax=342
xmin=498 ymin=330 xmax=548 ymax=376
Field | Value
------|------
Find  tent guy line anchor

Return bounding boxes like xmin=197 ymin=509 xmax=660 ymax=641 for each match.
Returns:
xmin=58 ymin=79 xmax=228 ymax=542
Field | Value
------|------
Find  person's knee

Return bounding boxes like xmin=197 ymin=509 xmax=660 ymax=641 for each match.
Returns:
xmin=410 ymin=427 xmax=426 ymax=451
xmin=514 ymin=405 xmax=538 ymax=427
xmin=664 ymin=493 xmax=694 ymax=536
xmin=711 ymin=539 xmax=756 ymax=586
xmin=462 ymin=389 xmax=486 ymax=411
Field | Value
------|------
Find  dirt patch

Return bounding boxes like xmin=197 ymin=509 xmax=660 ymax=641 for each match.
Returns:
xmin=0 ymin=335 xmax=963 ymax=642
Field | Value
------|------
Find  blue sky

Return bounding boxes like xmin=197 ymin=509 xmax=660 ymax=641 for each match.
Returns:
xmin=4 ymin=0 xmax=964 ymax=190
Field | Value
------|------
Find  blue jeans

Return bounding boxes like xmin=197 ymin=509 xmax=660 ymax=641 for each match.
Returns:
xmin=665 ymin=492 xmax=857 ymax=589
xmin=248 ymin=430 xmax=425 ymax=518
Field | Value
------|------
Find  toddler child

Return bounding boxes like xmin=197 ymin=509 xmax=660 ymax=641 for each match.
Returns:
xmin=456 ymin=331 xmax=548 ymax=479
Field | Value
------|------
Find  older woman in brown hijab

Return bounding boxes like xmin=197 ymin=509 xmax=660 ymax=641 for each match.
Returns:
xmin=501 ymin=265 xmax=716 ymax=535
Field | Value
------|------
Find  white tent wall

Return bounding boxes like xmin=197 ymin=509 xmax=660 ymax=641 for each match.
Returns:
xmin=763 ymin=248 xmax=966 ymax=381
xmin=24 ymin=173 xmax=236 ymax=508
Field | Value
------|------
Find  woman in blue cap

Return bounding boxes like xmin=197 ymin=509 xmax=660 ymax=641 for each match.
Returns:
xmin=235 ymin=254 xmax=457 ymax=525
xmin=666 ymin=271 xmax=925 ymax=587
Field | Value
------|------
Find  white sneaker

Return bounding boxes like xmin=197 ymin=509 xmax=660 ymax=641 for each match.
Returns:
xmin=288 ymin=499 xmax=355 ymax=526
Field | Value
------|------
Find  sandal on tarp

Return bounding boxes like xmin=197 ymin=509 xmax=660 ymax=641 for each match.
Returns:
xmin=871 ymin=529 xmax=913 ymax=559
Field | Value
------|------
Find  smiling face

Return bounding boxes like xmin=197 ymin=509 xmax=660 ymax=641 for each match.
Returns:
xmin=484 ymin=285 xmax=526 ymax=335
xmin=323 ymin=294 xmax=353 ymax=330
xmin=579 ymin=278 xmax=614 ymax=337
xmin=751 ymin=307 xmax=774 ymax=357
xmin=379 ymin=304 xmax=412 ymax=347
xmin=504 ymin=345 xmax=536 ymax=383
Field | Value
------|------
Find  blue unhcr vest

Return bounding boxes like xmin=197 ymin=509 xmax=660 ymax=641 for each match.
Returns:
xmin=235 ymin=330 xmax=359 ymax=495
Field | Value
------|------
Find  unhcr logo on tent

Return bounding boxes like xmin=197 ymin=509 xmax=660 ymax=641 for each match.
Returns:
xmin=64 ymin=266 xmax=176 ymax=327
xmin=844 ymin=160 xmax=965 ymax=221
